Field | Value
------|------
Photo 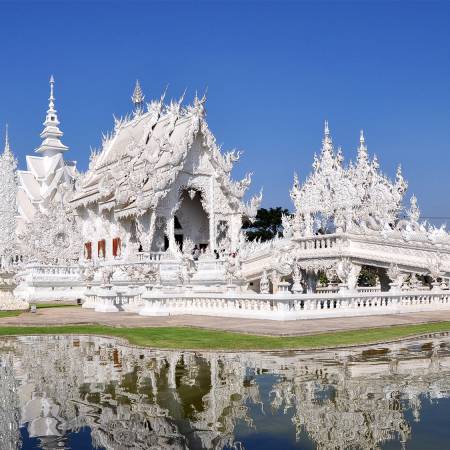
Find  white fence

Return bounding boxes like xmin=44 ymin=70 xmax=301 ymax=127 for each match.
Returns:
xmin=14 ymin=263 xmax=84 ymax=302
xmin=137 ymin=289 xmax=450 ymax=320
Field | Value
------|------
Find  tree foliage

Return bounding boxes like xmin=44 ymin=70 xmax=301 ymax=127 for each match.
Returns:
xmin=242 ymin=207 xmax=290 ymax=242
xmin=358 ymin=266 xmax=379 ymax=287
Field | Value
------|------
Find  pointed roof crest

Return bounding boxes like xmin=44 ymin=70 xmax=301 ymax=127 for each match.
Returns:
xmin=131 ymin=80 xmax=145 ymax=113
xmin=321 ymin=120 xmax=333 ymax=155
xmin=2 ymin=123 xmax=17 ymax=167
xmin=35 ymin=75 xmax=69 ymax=155
xmin=49 ymin=75 xmax=55 ymax=111
xmin=324 ymin=120 xmax=330 ymax=137
xmin=357 ymin=129 xmax=368 ymax=162
xmin=4 ymin=123 xmax=10 ymax=153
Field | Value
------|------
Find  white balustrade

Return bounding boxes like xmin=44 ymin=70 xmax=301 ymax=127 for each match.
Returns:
xmin=294 ymin=234 xmax=341 ymax=251
xmin=136 ymin=252 xmax=166 ymax=262
xmin=137 ymin=289 xmax=450 ymax=321
xmin=14 ymin=263 xmax=85 ymax=302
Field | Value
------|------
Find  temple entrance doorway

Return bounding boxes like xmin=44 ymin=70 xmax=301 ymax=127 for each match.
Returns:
xmin=174 ymin=189 xmax=209 ymax=251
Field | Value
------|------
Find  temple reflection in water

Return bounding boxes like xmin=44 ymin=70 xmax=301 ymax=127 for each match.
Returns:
xmin=1 ymin=334 xmax=450 ymax=450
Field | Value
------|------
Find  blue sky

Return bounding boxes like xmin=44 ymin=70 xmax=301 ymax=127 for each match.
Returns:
xmin=0 ymin=1 xmax=449 ymax=220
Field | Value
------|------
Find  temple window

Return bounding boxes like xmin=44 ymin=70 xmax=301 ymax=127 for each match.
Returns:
xmin=98 ymin=239 xmax=106 ymax=258
xmin=84 ymin=242 xmax=92 ymax=260
xmin=112 ymin=237 xmax=121 ymax=257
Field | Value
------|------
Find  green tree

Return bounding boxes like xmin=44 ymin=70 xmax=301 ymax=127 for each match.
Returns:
xmin=358 ymin=266 xmax=379 ymax=286
xmin=242 ymin=207 xmax=290 ymax=242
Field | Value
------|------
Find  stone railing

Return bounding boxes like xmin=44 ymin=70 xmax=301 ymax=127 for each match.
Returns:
xmin=356 ymin=285 xmax=382 ymax=293
xmin=21 ymin=264 xmax=81 ymax=281
xmin=14 ymin=263 xmax=84 ymax=302
xmin=136 ymin=251 xmax=167 ymax=262
xmin=136 ymin=289 xmax=450 ymax=320
xmin=294 ymin=234 xmax=342 ymax=250
xmin=316 ymin=286 xmax=340 ymax=294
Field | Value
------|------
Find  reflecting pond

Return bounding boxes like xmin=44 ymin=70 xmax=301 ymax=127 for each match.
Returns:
xmin=1 ymin=334 xmax=450 ymax=449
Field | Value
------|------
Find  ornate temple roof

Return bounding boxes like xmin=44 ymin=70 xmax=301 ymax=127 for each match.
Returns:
xmin=71 ymin=84 xmax=261 ymax=219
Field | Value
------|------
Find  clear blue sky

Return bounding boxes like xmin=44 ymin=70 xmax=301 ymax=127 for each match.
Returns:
xmin=0 ymin=1 xmax=449 ymax=220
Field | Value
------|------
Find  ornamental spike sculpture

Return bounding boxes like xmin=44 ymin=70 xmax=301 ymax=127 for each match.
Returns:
xmin=49 ymin=74 xmax=56 ymax=111
xmin=322 ymin=120 xmax=333 ymax=155
xmin=291 ymin=123 xmax=412 ymax=236
xmin=407 ymin=195 xmax=421 ymax=224
xmin=358 ymin=129 xmax=368 ymax=162
xmin=4 ymin=124 xmax=10 ymax=154
xmin=131 ymin=79 xmax=145 ymax=113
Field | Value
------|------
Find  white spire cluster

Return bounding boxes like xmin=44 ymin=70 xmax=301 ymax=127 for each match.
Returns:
xmin=291 ymin=122 xmax=408 ymax=236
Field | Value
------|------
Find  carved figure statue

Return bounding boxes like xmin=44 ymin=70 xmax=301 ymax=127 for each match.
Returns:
xmin=260 ymin=270 xmax=270 ymax=294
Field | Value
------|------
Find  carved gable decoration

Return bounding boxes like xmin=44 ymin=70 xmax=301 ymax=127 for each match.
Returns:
xmin=71 ymin=90 xmax=261 ymax=222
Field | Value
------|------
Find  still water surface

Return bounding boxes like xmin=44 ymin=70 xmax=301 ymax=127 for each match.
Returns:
xmin=1 ymin=333 xmax=450 ymax=449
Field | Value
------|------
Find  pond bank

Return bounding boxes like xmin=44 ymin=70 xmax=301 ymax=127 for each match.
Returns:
xmin=1 ymin=306 xmax=450 ymax=335
xmin=0 ymin=307 xmax=450 ymax=350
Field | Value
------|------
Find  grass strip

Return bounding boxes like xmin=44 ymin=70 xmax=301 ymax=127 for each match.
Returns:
xmin=0 ymin=321 xmax=449 ymax=350
xmin=0 ymin=311 xmax=23 ymax=318
xmin=35 ymin=303 xmax=79 ymax=309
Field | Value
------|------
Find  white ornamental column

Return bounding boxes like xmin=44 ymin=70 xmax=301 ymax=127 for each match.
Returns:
xmin=167 ymin=216 xmax=176 ymax=251
xmin=336 ymin=258 xmax=361 ymax=293
xmin=387 ymin=263 xmax=406 ymax=293
xmin=209 ymin=176 xmax=215 ymax=251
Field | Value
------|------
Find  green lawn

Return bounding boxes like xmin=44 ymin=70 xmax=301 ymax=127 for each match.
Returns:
xmin=35 ymin=303 xmax=79 ymax=309
xmin=0 ymin=321 xmax=449 ymax=350
xmin=0 ymin=311 xmax=23 ymax=318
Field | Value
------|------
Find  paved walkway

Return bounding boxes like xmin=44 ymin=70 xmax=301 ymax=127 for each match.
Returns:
xmin=1 ymin=307 xmax=450 ymax=336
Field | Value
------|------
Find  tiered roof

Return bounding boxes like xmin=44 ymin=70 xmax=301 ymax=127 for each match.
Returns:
xmin=16 ymin=76 xmax=77 ymax=224
xmin=71 ymin=85 xmax=260 ymax=219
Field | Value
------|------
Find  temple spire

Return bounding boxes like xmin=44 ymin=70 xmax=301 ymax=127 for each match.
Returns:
xmin=131 ymin=80 xmax=145 ymax=113
xmin=321 ymin=120 xmax=333 ymax=155
xmin=3 ymin=124 xmax=10 ymax=154
xmin=35 ymin=76 xmax=69 ymax=155
xmin=357 ymin=129 xmax=368 ymax=162
xmin=49 ymin=75 xmax=55 ymax=112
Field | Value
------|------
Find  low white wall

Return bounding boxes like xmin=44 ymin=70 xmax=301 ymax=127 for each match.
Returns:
xmin=137 ymin=289 xmax=450 ymax=321
xmin=14 ymin=264 xmax=84 ymax=302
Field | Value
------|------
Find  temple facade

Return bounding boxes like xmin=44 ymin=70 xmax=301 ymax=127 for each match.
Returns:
xmin=70 ymin=82 xmax=261 ymax=262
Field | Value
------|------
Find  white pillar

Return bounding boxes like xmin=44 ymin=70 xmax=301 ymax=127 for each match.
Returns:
xmin=167 ymin=216 xmax=176 ymax=251
xmin=209 ymin=176 xmax=215 ymax=251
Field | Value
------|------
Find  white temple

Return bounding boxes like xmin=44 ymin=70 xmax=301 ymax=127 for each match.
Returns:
xmin=2 ymin=77 xmax=450 ymax=318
